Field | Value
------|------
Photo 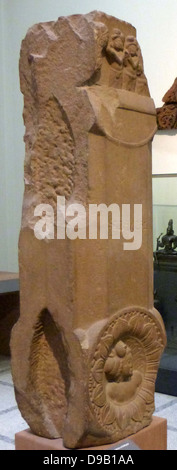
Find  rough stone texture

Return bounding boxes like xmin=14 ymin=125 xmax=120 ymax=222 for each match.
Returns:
xmin=11 ymin=11 xmax=166 ymax=449
xmin=156 ymin=77 xmax=177 ymax=129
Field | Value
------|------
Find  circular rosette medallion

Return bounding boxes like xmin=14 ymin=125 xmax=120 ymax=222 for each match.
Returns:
xmin=89 ymin=307 xmax=165 ymax=435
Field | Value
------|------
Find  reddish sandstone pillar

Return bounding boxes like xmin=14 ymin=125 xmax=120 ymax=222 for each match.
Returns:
xmin=11 ymin=11 xmax=166 ymax=448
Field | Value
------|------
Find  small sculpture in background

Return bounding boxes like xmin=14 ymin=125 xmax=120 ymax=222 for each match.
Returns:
xmin=156 ymin=219 xmax=177 ymax=254
xmin=156 ymin=77 xmax=177 ymax=129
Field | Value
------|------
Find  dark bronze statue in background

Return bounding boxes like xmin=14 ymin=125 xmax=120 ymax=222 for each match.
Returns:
xmin=156 ymin=219 xmax=177 ymax=254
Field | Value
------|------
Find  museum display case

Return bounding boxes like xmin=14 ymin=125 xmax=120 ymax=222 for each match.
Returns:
xmin=153 ymin=175 xmax=177 ymax=395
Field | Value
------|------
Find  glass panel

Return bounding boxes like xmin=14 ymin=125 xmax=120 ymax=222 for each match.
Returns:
xmin=153 ymin=175 xmax=177 ymax=250
xmin=153 ymin=175 xmax=177 ymax=394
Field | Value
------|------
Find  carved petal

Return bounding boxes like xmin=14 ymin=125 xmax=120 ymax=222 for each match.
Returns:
xmin=139 ymin=385 xmax=154 ymax=404
xmin=131 ymin=400 xmax=145 ymax=422
xmin=146 ymin=346 xmax=161 ymax=360
xmin=141 ymin=323 xmax=153 ymax=338
xmin=92 ymin=385 xmax=106 ymax=407
xmin=102 ymin=403 xmax=115 ymax=425
xmin=129 ymin=315 xmax=144 ymax=337
xmin=92 ymin=358 xmax=104 ymax=383
xmin=115 ymin=407 xmax=129 ymax=431
xmin=99 ymin=335 xmax=112 ymax=359
xmin=146 ymin=368 xmax=157 ymax=379
xmin=112 ymin=318 xmax=129 ymax=340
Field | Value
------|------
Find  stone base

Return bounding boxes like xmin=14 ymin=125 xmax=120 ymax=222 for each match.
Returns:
xmin=15 ymin=417 xmax=167 ymax=450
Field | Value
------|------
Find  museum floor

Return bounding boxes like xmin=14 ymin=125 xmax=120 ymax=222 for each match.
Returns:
xmin=0 ymin=355 xmax=176 ymax=451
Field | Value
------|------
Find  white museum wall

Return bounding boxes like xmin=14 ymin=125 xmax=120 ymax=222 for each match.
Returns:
xmin=153 ymin=176 xmax=177 ymax=251
xmin=0 ymin=1 xmax=8 ymax=269
xmin=153 ymin=131 xmax=177 ymax=175
xmin=1 ymin=0 xmax=177 ymax=271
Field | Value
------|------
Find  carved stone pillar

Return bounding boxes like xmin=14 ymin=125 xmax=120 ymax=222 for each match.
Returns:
xmin=11 ymin=11 xmax=166 ymax=448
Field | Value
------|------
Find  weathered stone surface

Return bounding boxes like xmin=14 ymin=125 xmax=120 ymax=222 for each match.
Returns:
xmin=11 ymin=11 xmax=166 ymax=448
